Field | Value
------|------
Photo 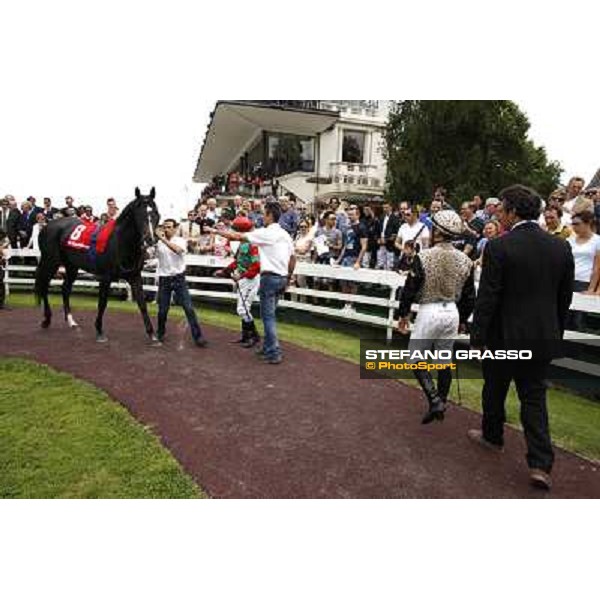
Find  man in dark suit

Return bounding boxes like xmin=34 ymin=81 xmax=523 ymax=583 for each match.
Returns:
xmin=28 ymin=196 xmax=43 ymax=218
xmin=376 ymin=201 xmax=401 ymax=270
xmin=17 ymin=200 xmax=35 ymax=247
xmin=41 ymin=197 xmax=59 ymax=220
xmin=469 ymin=184 xmax=574 ymax=491
xmin=3 ymin=196 xmax=21 ymax=248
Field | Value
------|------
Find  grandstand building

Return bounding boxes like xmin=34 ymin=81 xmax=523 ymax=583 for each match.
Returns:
xmin=193 ymin=100 xmax=391 ymax=204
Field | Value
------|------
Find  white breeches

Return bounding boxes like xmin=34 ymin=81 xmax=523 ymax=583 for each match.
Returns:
xmin=409 ymin=301 xmax=459 ymax=357
xmin=236 ymin=276 xmax=260 ymax=320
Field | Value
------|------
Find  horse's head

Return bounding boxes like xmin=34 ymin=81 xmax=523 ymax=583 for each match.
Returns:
xmin=133 ymin=186 xmax=160 ymax=247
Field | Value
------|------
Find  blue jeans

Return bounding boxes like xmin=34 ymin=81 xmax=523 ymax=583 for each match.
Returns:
xmin=259 ymin=273 xmax=287 ymax=358
xmin=157 ymin=273 xmax=202 ymax=341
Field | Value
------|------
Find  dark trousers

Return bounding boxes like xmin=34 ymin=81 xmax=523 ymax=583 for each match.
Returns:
xmin=481 ymin=359 xmax=554 ymax=473
xmin=157 ymin=273 xmax=202 ymax=341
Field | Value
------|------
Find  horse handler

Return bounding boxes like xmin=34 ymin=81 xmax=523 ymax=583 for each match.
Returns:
xmin=155 ymin=218 xmax=207 ymax=348
xmin=215 ymin=216 xmax=261 ymax=348
xmin=397 ymin=210 xmax=475 ymax=424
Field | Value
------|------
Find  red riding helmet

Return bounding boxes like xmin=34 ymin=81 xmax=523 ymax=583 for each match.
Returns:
xmin=232 ymin=216 xmax=253 ymax=232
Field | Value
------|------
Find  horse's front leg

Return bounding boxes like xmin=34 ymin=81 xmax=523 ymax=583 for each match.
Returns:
xmin=95 ymin=278 xmax=111 ymax=342
xmin=128 ymin=274 xmax=157 ymax=341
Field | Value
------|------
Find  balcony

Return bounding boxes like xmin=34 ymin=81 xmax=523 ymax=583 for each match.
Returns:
xmin=329 ymin=162 xmax=383 ymax=190
xmin=319 ymin=101 xmax=386 ymax=119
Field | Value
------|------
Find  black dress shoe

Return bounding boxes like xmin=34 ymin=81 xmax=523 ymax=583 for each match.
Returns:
xmin=194 ymin=337 xmax=208 ymax=348
xmin=421 ymin=401 xmax=445 ymax=425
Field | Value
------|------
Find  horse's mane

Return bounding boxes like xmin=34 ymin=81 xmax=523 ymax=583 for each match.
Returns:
xmin=116 ymin=197 xmax=141 ymax=225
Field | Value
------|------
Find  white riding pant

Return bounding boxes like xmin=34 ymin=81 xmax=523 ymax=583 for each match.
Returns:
xmin=408 ymin=301 xmax=459 ymax=359
xmin=236 ymin=276 xmax=260 ymax=321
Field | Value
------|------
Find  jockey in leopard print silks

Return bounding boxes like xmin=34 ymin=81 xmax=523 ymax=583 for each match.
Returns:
xmin=397 ymin=210 xmax=476 ymax=425
xmin=215 ymin=216 xmax=262 ymax=348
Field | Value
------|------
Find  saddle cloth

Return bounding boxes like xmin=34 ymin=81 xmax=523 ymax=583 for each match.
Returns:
xmin=64 ymin=219 xmax=116 ymax=254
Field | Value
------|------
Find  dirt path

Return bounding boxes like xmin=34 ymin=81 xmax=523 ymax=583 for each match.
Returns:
xmin=2 ymin=308 xmax=599 ymax=498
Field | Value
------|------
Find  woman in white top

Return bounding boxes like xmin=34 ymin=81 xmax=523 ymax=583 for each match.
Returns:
xmin=567 ymin=211 xmax=600 ymax=294
xmin=27 ymin=213 xmax=47 ymax=255
xmin=293 ymin=219 xmax=315 ymax=292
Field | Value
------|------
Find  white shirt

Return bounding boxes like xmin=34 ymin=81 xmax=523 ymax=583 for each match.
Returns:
xmin=381 ymin=214 xmax=390 ymax=239
xmin=568 ymin=233 xmax=600 ymax=283
xmin=246 ymin=222 xmax=294 ymax=276
xmin=156 ymin=235 xmax=187 ymax=276
xmin=397 ymin=220 xmax=429 ymax=248
xmin=563 ymin=198 xmax=576 ymax=214
xmin=27 ymin=224 xmax=44 ymax=252
xmin=206 ymin=208 xmax=221 ymax=222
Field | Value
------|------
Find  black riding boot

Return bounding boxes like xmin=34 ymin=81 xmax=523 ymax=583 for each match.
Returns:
xmin=241 ymin=320 xmax=260 ymax=348
xmin=232 ymin=319 xmax=250 ymax=344
xmin=413 ymin=370 xmax=445 ymax=425
xmin=437 ymin=368 xmax=452 ymax=404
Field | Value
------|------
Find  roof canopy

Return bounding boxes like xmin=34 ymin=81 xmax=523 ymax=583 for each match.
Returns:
xmin=193 ymin=101 xmax=339 ymax=183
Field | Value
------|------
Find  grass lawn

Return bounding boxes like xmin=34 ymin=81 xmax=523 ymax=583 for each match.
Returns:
xmin=0 ymin=357 xmax=204 ymax=498
xmin=6 ymin=292 xmax=600 ymax=465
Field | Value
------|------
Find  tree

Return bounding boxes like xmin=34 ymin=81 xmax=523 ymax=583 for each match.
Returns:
xmin=383 ymin=101 xmax=562 ymax=205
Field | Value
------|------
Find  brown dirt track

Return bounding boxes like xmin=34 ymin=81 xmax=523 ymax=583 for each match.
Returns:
xmin=2 ymin=307 xmax=599 ymax=498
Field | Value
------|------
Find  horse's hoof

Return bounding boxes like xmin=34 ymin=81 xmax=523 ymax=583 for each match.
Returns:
xmin=67 ymin=315 xmax=79 ymax=328
xmin=96 ymin=334 xmax=108 ymax=343
xmin=41 ymin=320 xmax=50 ymax=329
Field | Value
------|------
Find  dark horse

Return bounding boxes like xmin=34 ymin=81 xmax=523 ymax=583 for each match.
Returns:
xmin=34 ymin=187 xmax=160 ymax=342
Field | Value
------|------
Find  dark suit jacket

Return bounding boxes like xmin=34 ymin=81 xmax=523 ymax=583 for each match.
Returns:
xmin=17 ymin=211 xmax=34 ymax=246
xmin=470 ymin=222 xmax=574 ymax=359
xmin=6 ymin=209 xmax=21 ymax=247
xmin=380 ymin=213 xmax=401 ymax=251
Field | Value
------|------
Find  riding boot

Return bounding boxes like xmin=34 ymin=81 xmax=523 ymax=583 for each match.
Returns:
xmin=437 ymin=367 xmax=452 ymax=405
xmin=241 ymin=320 xmax=261 ymax=348
xmin=157 ymin=315 xmax=166 ymax=342
xmin=232 ymin=319 xmax=249 ymax=344
xmin=413 ymin=370 xmax=445 ymax=425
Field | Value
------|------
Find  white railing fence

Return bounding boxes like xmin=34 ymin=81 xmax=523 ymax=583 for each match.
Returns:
xmin=4 ymin=249 xmax=600 ymax=348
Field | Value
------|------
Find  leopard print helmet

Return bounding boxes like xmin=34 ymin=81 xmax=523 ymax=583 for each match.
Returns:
xmin=431 ymin=209 xmax=464 ymax=238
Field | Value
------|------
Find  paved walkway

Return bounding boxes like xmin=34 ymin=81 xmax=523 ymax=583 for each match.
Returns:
xmin=2 ymin=308 xmax=599 ymax=498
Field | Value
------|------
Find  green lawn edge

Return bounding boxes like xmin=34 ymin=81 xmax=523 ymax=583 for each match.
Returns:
xmin=6 ymin=292 xmax=600 ymax=463
xmin=0 ymin=356 xmax=205 ymax=499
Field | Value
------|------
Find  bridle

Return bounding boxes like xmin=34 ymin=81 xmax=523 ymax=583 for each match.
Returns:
xmin=145 ymin=205 xmax=158 ymax=248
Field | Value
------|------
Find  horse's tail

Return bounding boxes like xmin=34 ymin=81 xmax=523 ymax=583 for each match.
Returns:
xmin=34 ymin=226 xmax=54 ymax=304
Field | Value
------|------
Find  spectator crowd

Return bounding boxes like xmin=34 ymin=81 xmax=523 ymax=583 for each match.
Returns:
xmin=177 ymin=177 xmax=600 ymax=304
xmin=2 ymin=176 xmax=600 ymax=312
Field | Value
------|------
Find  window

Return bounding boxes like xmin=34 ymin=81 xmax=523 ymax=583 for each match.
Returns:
xmin=342 ymin=130 xmax=365 ymax=164
xmin=267 ymin=133 xmax=314 ymax=175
